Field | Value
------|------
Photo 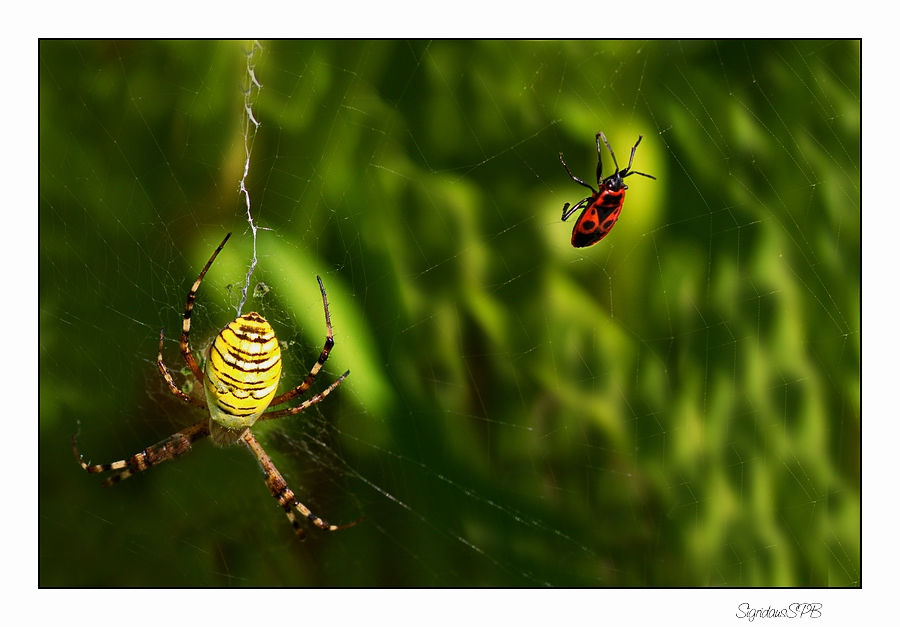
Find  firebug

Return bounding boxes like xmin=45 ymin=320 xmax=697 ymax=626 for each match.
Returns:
xmin=559 ymin=132 xmax=656 ymax=248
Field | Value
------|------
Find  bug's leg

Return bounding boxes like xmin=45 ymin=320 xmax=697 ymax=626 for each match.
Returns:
xmin=561 ymin=196 xmax=591 ymax=222
xmin=240 ymin=430 xmax=363 ymax=539
xmin=180 ymin=232 xmax=232 ymax=383
xmin=158 ymin=327 xmax=208 ymax=409
xmin=73 ymin=419 xmax=211 ymax=486
xmin=260 ymin=370 xmax=350 ymax=421
xmin=598 ymin=132 xmax=620 ymax=174
xmin=558 ymin=153 xmax=597 ymax=194
xmin=269 ymin=276 xmax=337 ymax=408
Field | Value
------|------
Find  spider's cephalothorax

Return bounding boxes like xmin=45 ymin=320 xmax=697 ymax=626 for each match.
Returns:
xmin=73 ymin=233 xmax=360 ymax=539
xmin=558 ymin=131 xmax=656 ymax=248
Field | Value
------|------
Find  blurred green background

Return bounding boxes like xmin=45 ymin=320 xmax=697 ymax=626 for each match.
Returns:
xmin=40 ymin=40 xmax=859 ymax=587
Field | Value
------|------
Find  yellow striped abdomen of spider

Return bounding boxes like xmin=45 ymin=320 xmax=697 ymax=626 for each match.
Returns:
xmin=204 ymin=312 xmax=282 ymax=431
xmin=73 ymin=232 xmax=361 ymax=539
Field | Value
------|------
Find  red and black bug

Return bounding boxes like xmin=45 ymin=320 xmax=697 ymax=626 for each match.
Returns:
xmin=559 ymin=132 xmax=656 ymax=248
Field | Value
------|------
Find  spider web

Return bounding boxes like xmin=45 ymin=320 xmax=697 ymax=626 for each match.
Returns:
xmin=40 ymin=40 xmax=860 ymax=594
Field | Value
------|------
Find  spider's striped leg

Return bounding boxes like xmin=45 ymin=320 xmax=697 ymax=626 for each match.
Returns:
xmin=269 ymin=276 xmax=338 ymax=408
xmin=179 ymin=232 xmax=232 ymax=382
xmin=73 ymin=419 xmax=211 ymax=487
xmin=157 ymin=327 xmax=208 ymax=409
xmin=260 ymin=370 xmax=350 ymax=421
xmin=241 ymin=430 xmax=362 ymax=539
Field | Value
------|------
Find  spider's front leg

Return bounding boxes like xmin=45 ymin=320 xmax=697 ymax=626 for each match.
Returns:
xmin=73 ymin=419 xmax=211 ymax=486
xmin=268 ymin=276 xmax=341 ymax=409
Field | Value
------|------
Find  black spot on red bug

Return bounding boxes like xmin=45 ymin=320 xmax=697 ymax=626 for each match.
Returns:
xmin=558 ymin=132 xmax=656 ymax=248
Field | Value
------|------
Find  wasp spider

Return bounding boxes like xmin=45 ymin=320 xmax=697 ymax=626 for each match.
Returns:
xmin=73 ymin=232 xmax=360 ymax=539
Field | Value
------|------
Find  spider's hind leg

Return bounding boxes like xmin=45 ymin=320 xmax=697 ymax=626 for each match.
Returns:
xmin=240 ymin=430 xmax=362 ymax=539
xmin=73 ymin=419 xmax=211 ymax=486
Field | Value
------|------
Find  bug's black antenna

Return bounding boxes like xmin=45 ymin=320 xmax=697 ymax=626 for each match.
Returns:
xmin=598 ymin=132 xmax=620 ymax=175
xmin=626 ymin=135 xmax=643 ymax=171
xmin=619 ymin=134 xmax=657 ymax=180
